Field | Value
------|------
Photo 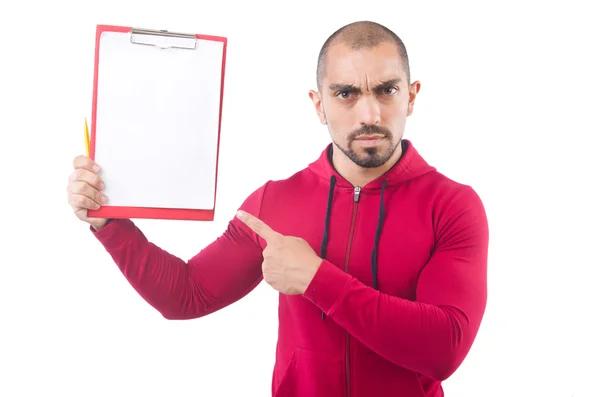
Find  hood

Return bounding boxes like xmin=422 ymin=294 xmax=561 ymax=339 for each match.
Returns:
xmin=308 ymin=139 xmax=436 ymax=190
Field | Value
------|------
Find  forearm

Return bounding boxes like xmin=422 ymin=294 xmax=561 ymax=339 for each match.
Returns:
xmin=304 ymin=261 xmax=477 ymax=380
xmin=92 ymin=218 xmax=264 ymax=320
xmin=91 ymin=219 xmax=206 ymax=319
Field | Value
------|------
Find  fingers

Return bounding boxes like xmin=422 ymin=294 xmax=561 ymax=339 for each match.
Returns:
xmin=73 ymin=155 xmax=100 ymax=174
xmin=69 ymin=166 xmax=105 ymax=192
xmin=69 ymin=180 xmax=107 ymax=207
xmin=68 ymin=155 xmax=107 ymax=211
xmin=68 ymin=189 xmax=102 ymax=211
xmin=236 ymin=210 xmax=281 ymax=243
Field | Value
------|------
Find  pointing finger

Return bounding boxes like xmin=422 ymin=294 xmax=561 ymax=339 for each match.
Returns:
xmin=236 ymin=210 xmax=281 ymax=243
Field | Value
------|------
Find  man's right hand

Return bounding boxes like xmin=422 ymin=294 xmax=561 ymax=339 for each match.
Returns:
xmin=67 ymin=155 xmax=109 ymax=230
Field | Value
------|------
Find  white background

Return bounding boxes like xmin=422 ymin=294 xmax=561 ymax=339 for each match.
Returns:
xmin=1 ymin=1 xmax=598 ymax=396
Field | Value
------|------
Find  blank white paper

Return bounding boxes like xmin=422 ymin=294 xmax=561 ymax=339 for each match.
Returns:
xmin=94 ymin=30 xmax=224 ymax=210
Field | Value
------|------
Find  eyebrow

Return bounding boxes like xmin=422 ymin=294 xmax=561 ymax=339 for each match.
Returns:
xmin=328 ymin=78 xmax=403 ymax=93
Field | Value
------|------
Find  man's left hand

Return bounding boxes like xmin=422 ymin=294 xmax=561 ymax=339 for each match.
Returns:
xmin=236 ymin=210 xmax=322 ymax=295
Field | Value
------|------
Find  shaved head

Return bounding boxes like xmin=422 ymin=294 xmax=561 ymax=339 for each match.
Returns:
xmin=308 ymin=20 xmax=421 ymax=176
xmin=316 ymin=21 xmax=410 ymax=90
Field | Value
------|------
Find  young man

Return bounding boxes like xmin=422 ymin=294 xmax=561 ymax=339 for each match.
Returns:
xmin=67 ymin=20 xmax=488 ymax=397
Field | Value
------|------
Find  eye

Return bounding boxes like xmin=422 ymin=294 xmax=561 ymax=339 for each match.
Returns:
xmin=381 ymin=86 xmax=398 ymax=95
xmin=337 ymin=90 xmax=352 ymax=99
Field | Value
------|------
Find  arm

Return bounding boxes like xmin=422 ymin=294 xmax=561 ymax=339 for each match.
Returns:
xmin=302 ymin=186 xmax=489 ymax=381
xmin=91 ymin=184 xmax=267 ymax=320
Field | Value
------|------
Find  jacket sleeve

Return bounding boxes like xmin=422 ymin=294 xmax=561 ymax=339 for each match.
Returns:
xmin=90 ymin=184 xmax=267 ymax=320
xmin=302 ymin=185 xmax=489 ymax=381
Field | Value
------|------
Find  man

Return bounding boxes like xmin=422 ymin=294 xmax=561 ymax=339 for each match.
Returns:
xmin=67 ymin=20 xmax=488 ymax=397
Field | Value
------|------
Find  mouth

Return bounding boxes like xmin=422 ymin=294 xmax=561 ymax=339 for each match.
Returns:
xmin=354 ymin=135 xmax=385 ymax=141
xmin=353 ymin=135 xmax=386 ymax=147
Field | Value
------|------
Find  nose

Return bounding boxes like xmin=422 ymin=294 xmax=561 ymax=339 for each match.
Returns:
xmin=356 ymin=95 xmax=381 ymax=125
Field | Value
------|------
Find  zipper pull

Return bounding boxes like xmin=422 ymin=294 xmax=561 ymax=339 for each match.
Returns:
xmin=354 ymin=186 xmax=361 ymax=202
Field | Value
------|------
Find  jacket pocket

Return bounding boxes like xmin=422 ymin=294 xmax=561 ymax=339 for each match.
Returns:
xmin=274 ymin=347 xmax=344 ymax=397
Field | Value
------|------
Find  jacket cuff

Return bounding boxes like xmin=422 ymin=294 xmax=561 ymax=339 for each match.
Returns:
xmin=303 ymin=259 xmax=353 ymax=315
xmin=90 ymin=218 xmax=136 ymax=251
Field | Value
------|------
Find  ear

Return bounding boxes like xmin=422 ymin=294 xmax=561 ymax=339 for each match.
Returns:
xmin=308 ymin=89 xmax=327 ymax=125
xmin=407 ymin=80 xmax=421 ymax=116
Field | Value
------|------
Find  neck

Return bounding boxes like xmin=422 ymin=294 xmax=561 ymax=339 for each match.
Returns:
xmin=330 ymin=142 xmax=404 ymax=187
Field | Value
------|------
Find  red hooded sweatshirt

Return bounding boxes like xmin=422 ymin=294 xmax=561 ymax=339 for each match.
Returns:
xmin=91 ymin=139 xmax=489 ymax=397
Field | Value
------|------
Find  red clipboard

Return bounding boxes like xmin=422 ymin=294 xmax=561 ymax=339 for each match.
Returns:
xmin=87 ymin=24 xmax=227 ymax=221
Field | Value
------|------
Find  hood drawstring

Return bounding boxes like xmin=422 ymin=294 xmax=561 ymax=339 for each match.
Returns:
xmin=371 ymin=179 xmax=387 ymax=291
xmin=320 ymin=175 xmax=337 ymax=320
xmin=320 ymin=175 xmax=337 ymax=260
xmin=319 ymin=176 xmax=388 ymax=320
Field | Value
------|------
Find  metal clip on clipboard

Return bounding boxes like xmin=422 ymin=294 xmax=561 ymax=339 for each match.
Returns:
xmin=129 ymin=28 xmax=197 ymax=50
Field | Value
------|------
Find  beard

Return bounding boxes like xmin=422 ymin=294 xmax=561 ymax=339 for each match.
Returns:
xmin=334 ymin=124 xmax=400 ymax=168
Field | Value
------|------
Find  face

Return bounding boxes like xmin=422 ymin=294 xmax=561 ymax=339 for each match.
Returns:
xmin=309 ymin=41 xmax=421 ymax=169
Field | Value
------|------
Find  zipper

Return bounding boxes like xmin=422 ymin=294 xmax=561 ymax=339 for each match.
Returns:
xmin=344 ymin=186 xmax=361 ymax=397
xmin=353 ymin=186 xmax=361 ymax=203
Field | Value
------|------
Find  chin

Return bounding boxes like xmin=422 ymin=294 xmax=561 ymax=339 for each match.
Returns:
xmin=352 ymin=139 xmax=388 ymax=154
xmin=350 ymin=139 xmax=398 ymax=168
xmin=350 ymin=149 xmax=391 ymax=168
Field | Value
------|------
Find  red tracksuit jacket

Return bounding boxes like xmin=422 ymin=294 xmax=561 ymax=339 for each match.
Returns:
xmin=92 ymin=139 xmax=489 ymax=397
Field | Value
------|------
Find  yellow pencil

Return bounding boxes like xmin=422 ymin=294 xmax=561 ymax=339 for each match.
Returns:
xmin=84 ymin=117 xmax=90 ymax=157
